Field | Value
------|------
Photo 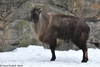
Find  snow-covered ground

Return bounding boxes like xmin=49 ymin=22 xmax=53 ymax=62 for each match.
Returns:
xmin=0 ymin=45 xmax=100 ymax=67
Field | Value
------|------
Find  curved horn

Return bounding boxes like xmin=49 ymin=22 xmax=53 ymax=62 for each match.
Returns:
xmin=30 ymin=2 xmax=44 ymax=10
xmin=35 ymin=4 xmax=44 ymax=10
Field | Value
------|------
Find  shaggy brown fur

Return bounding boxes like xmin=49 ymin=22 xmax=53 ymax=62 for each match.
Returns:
xmin=30 ymin=7 xmax=90 ymax=62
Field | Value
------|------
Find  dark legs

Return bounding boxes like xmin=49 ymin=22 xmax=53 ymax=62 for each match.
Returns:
xmin=50 ymin=45 xmax=56 ymax=61
xmin=49 ymin=38 xmax=89 ymax=62
xmin=72 ymin=38 xmax=88 ymax=63
xmin=49 ymin=40 xmax=56 ymax=61
xmin=81 ymin=46 xmax=88 ymax=62
xmin=76 ymin=42 xmax=88 ymax=62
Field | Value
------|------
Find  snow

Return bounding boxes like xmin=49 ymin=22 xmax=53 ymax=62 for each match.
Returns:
xmin=0 ymin=45 xmax=100 ymax=67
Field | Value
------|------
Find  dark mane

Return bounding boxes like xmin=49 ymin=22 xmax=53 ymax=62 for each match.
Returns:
xmin=31 ymin=7 xmax=41 ymax=23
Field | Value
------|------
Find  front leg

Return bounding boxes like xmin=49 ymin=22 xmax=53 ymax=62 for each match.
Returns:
xmin=49 ymin=40 xmax=57 ymax=61
xmin=50 ymin=46 xmax=56 ymax=61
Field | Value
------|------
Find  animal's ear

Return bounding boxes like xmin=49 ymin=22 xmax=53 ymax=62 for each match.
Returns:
xmin=36 ymin=7 xmax=41 ymax=11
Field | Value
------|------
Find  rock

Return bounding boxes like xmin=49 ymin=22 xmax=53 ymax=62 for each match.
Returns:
xmin=0 ymin=38 xmax=3 ymax=52
xmin=2 ymin=28 xmax=18 ymax=40
xmin=0 ymin=16 xmax=6 ymax=30
xmin=5 ymin=2 xmax=33 ymax=22
xmin=52 ymin=0 xmax=100 ymax=18
xmin=10 ymin=20 xmax=41 ymax=46
xmin=2 ymin=28 xmax=19 ymax=51
xmin=29 ymin=0 xmax=51 ymax=4
xmin=2 ymin=44 xmax=17 ymax=52
xmin=0 ymin=0 xmax=28 ymax=17
xmin=1 ymin=20 xmax=41 ymax=52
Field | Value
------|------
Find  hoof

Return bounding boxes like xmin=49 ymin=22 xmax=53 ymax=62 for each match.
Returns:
xmin=50 ymin=59 xmax=55 ymax=61
xmin=50 ymin=57 xmax=56 ymax=61
xmin=81 ymin=58 xmax=88 ymax=63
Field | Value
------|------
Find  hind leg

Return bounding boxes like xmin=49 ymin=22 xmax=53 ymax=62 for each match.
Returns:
xmin=72 ymin=39 xmax=88 ymax=63
xmin=77 ymin=43 xmax=88 ymax=62
xmin=81 ymin=45 xmax=88 ymax=62
xmin=72 ymin=31 xmax=89 ymax=62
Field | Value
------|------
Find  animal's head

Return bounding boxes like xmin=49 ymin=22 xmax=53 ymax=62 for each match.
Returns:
xmin=31 ymin=7 xmax=41 ymax=23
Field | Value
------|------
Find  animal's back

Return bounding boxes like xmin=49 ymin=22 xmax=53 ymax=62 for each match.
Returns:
xmin=49 ymin=14 xmax=90 ymax=41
